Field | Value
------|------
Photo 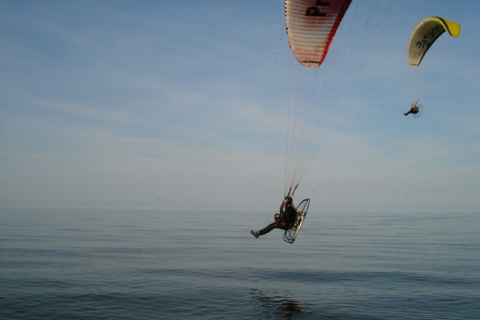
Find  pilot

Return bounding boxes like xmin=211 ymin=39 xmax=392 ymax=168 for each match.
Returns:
xmin=404 ymin=101 xmax=420 ymax=116
xmin=251 ymin=196 xmax=296 ymax=238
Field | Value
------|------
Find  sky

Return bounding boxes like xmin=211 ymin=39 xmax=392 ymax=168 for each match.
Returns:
xmin=1 ymin=1 xmax=479 ymax=211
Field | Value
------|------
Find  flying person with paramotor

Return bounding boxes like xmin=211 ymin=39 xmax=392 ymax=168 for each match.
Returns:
xmin=251 ymin=196 xmax=296 ymax=239
xmin=250 ymin=0 xmax=352 ymax=243
xmin=406 ymin=16 xmax=461 ymax=117
xmin=404 ymin=101 xmax=421 ymax=117
xmin=250 ymin=0 xmax=390 ymax=243
xmin=251 ymin=196 xmax=310 ymax=244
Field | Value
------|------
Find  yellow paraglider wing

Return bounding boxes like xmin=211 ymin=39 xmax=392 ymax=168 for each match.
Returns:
xmin=406 ymin=16 xmax=461 ymax=67
xmin=285 ymin=0 xmax=352 ymax=68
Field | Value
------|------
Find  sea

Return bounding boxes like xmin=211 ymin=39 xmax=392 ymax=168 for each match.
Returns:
xmin=1 ymin=206 xmax=479 ymax=320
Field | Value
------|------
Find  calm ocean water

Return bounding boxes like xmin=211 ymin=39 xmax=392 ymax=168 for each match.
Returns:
xmin=1 ymin=206 xmax=479 ymax=320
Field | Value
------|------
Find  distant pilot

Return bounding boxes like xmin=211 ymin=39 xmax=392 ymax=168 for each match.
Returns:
xmin=404 ymin=101 xmax=420 ymax=116
xmin=251 ymin=196 xmax=296 ymax=238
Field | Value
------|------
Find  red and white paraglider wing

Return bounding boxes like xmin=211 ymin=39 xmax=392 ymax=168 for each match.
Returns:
xmin=284 ymin=0 xmax=352 ymax=68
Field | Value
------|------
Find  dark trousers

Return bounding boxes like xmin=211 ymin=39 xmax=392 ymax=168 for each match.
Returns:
xmin=259 ymin=220 xmax=287 ymax=235
xmin=259 ymin=222 xmax=277 ymax=235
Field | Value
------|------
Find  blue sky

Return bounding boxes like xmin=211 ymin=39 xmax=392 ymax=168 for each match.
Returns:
xmin=1 ymin=1 xmax=479 ymax=211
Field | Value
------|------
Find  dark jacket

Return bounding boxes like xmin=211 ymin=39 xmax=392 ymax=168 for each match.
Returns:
xmin=280 ymin=204 xmax=296 ymax=226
